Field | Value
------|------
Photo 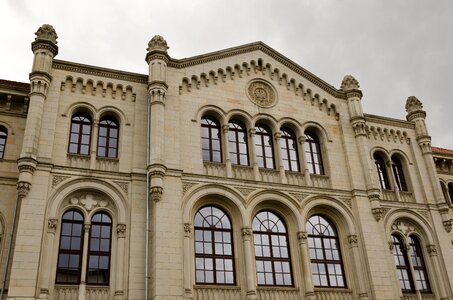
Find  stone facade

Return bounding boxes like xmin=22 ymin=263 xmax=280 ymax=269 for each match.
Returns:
xmin=0 ymin=24 xmax=452 ymax=299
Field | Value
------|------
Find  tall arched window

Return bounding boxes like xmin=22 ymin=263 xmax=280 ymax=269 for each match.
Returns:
xmin=391 ymin=234 xmax=414 ymax=292
xmin=392 ymin=156 xmax=408 ymax=191
xmin=408 ymin=236 xmax=430 ymax=293
xmin=87 ymin=212 xmax=112 ymax=285
xmin=253 ymin=211 xmax=292 ymax=286
xmin=69 ymin=113 xmax=92 ymax=155
xmin=440 ymin=182 xmax=450 ymax=203
xmin=307 ymin=215 xmax=346 ymax=288
xmin=228 ymin=120 xmax=248 ymax=166
xmin=448 ymin=183 xmax=453 ymax=205
xmin=56 ymin=210 xmax=84 ymax=284
xmin=0 ymin=126 xmax=7 ymax=159
xmin=374 ymin=154 xmax=390 ymax=190
xmin=304 ymin=131 xmax=324 ymax=175
xmin=255 ymin=124 xmax=274 ymax=169
xmin=194 ymin=206 xmax=235 ymax=284
xmin=280 ymin=128 xmax=299 ymax=172
xmin=97 ymin=117 xmax=119 ymax=158
xmin=201 ymin=116 xmax=222 ymax=162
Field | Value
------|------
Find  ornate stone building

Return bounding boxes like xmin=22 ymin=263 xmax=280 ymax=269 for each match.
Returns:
xmin=0 ymin=24 xmax=452 ymax=300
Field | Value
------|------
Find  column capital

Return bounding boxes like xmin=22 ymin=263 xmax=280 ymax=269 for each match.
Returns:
xmin=17 ymin=181 xmax=31 ymax=199
xmin=184 ymin=223 xmax=192 ymax=237
xmin=347 ymin=234 xmax=358 ymax=246
xmin=222 ymin=124 xmax=229 ymax=133
xmin=297 ymin=231 xmax=308 ymax=242
xmin=47 ymin=218 xmax=58 ymax=234
xmin=274 ymin=132 xmax=281 ymax=140
xmin=426 ymin=244 xmax=437 ymax=256
xmin=84 ymin=223 xmax=91 ymax=231
xmin=242 ymin=227 xmax=252 ymax=240
xmin=117 ymin=223 xmax=126 ymax=238
xmin=248 ymin=128 xmax=256 ymax=136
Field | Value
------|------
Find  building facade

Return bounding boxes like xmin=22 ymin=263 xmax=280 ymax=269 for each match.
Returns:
xmin=0 ymin=24 xmax=452 ymax=300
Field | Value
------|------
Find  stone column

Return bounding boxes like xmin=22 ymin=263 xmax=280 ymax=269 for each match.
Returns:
xmin=274 ymin=132 xmax=287 ymax=184
xmin=78 ymin=223 xmax=91 ymax=300
xmin=90 ymin=119 xmax=99 ymax=169
xmin=341 ymin=75 xmax=383 ymax=220
xmin=38 ymin=219 xmax=58 ymax=298
xmin=347 ymin=235 xmax=369 ymax=299
xmin=223 ymin=125 xmax=233 ymax=177
xmin=114 ymin=224 xmax=126 ymax=299
xmin=183 ymin=223 xmax=193 ymax=299
xmin=426 ymin=245 xmax=448 ymax=300
xmin=248 ymin=129 xmax=260 ymax=181
xmin=242 ymin=227 xmax=257 ymax=300
xmin=297 ymin=232 xmax=315 ymax=300
xmin=298 ymin=136 xmax=312 ymax=186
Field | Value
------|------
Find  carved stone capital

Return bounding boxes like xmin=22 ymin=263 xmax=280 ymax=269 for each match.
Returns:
xmin=351 ymin=117 xmax=367 ymax=137
xmin=388 ymin=241 xmax=394 ymax=251
xmin=147 ymin=35 xmax=169 ymax=53
xmin=297 ymin=231 xmax=308 ymax=241
xmin=347 ymin=234 xmax=358 ymax=246
xmin=426 ymin=244 xmax=437 ymax=256
xmin=117 ymin=224 xmax=126 ymax=238
xmin=184 ymin=223 xmax=192 ymax=237
xmin=248 ymin=128 xmax=256 ymax=136
xmin=17 ymin=181 xmax=31 ymax=198
xmin=341 ymin=75 xmax=360 ymax=91
xmin=443 ymin=220 xmax=452 ymax=233
xmin=150 ymin=186 xmax=163 ymax=202
xmin=47 ymin=218 xmax=58 ymax=233
xmin=274 ymin=132 xmax=281 ymax=140
xmin=32 ymin=24 xmax=58 ymax=56
xmin=367 ymin=188 xmax=381 ymax=201
xmin=84 ymin=223 xmax=91 ymax=231
xmin=371 ymin=207 xmax=384 ymax=221
xmin=222 ymin=124 xmax=229 ymax=133
xmin=242 ymin=227 xmax=252 ymax=240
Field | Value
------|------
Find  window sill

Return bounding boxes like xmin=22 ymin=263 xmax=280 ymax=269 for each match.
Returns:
xmin=257 ymin=285 xmax=298 ymax=291
xmin=194 ymin=284 xmax=240 ymax=289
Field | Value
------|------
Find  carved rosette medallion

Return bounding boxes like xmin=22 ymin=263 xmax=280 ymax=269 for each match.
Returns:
xmin=247 ymin=80 xmax=277 ymax=108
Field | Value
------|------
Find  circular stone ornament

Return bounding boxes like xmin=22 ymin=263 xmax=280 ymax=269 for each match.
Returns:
xmin=247 ymin=79 xmax=277 ymax=108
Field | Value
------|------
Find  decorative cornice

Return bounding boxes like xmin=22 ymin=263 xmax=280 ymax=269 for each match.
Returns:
xmin=364 ymin=114 xmax=415 ymax=130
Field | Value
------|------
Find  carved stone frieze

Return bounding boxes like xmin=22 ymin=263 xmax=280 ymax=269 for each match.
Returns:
xmin=247 ymin=80 xmax=276 ymax=108
xmin=392 ymin=220 xmax=416 ymax=236
xmin=182 ymin=182 xmax=197 ymax=194
xmin=290 ymin=193 xmax=308 ymax=202
xmin=150 ymin=186 xmax=163 ymax=202
xmin=117 ymin=224 xmax=126 ymax=238
xmin=69 ymin=192 xmax=109 ymax=212
xmin=113 ymin=181 xmax=129 ymax=194
xmin=52 ymin=175 xmax=71 ymax=188
xmin=48 ymin=218 xmax=58 ymax=233
xmin=340 ymin=197 xmax=352 ymax=208
xmin=371 ymin=207 xmax=389 ymax=221
xmin=236 ymin=187 xmax=255 ymax=197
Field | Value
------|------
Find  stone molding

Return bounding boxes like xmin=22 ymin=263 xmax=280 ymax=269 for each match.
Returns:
xmin=366 ymin=125 xmax=410 ymax=144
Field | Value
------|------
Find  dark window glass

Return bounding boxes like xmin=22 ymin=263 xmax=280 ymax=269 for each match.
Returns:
xmin=448 ymin=183 xmax=453 ymax=205
xmin=201 ymin=117 xmax=222 ymax=162
xmin=68 ymin=114 xmax=92 ymax=155
xmin=409 ymin=236 xmax=430 ymax=293
xmin=228 ymin=120 xmax=249 ymax=166
xmin=307 ymin=215 xmax=346 ymax=288
xmin=87 ymin=212 xmax=112 ymax=285
xmin=0 ymin=127 xmax=7 ymax=159
xmin=255 ymin=124 xmax=274 ymax=169
xmin=440 ymin=182 xmax=449 ymax=203
xmin=280 ymin=128 xmax=299 ymax=172
xmin=56 ymin=210 xmax=84 ymax=284
xmin=305 ymin=131 xmax=324 ymax=175
xmin=97 ymin=117 xmax=119 ymax=158
xmin=194 ymin=206 xmax=235 ymax=285
xmin=392 ymin=234 xmax=414 ymax=293
xmin=253 ymin=211 xmax=292 ymax=286
xmin=392 ymin=157 xmax=408 ymax=191
xmin=374 ymin=154 xmax=390 ymax=190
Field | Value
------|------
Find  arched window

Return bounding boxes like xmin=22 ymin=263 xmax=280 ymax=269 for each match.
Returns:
xmin=440 ymin=182 xmax=449 ymax=203
xmin=391 ymin=234 xmax=414 ymax=292
xmin=253 ymin=211 xmax=292 ymax=286
xmin=374 ymin=154 xmax=390 ymax=190
xmin=304 ymin=131 xmax=324 ymax=175
xmin=0 ymin=126 xmax=7 ymax=159
xmin=87 ymin=212 xmax=112 ymax=285
xmin=228 ymin=120 xmax=248 ymax=166
xmin=307 ymin=215 xmax=346 ymax=288
xmin=56 ymin=210 xmax=84 ymax=284
xmin=97 ymin=117 xmax=119 ymax=158
xmin=448 ymin=183 xmax=453 ymax=205
xmin=194 ymin=206 xmax=235 ymax=284
xmin=201 ymin=116 xmax=222 ymax=162
xmin=392 ymin=156 xmax=408 ymax=191
xmin=69 ymin=113 xmax=92 ymax=155
xmin=408 ymin=236 xmax=430 ymax=293
xmin=255 ymin=124 xmax=274 ymax=169
xmin=280 ymin=128 xmax=299 ymax=172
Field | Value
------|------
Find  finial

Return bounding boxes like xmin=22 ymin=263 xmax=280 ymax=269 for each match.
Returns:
xmin=405 ymin=96 xmax=423 ymax=113
xmin=341 ymin=75 xmax=360 ymax=91
xmin=147 ymin=35 xmax=169 ymax=53
xmin=35 ymin=24 xmax=58 ymax=44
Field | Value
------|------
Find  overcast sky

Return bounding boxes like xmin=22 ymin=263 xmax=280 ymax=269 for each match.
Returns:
xmin=2 ymin=0 xmax=453 ymax=148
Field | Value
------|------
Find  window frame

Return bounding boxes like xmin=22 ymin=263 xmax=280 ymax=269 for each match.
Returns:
xmin=194 ymin=205 xmax=236 ymax=285
xmin=228 ymin=120 xmax=249 ymax=166
xmin=408 ymin=236 xmax=431 ymax=293
xmin=391 ymin=234 xmax=415 ymax=293
xmin=307 ymin=215 xmax=346 ymax=288
xmin=201 ymin=116 xmax=222 ymax=163
xmin=255 ymin=124 xmax=275 ymax=169
xmin=253 ymin=210 xmax=293 ymax=287
xmin=392 ymin=156 xmax=408 ymax=191
xmin=68 ymin=113 xmax=92 ymax=156
xmin=448 ymin=182 xmax=453 ymax=206
xmin=0 ymin=127 xmax=7 ymax=160
xmin=304 ymin=131 xmax=324 ymax=175
xmin=280 ymin=127 xmax=300 ymax=172
xmin=374 ymin=154 xmax=390 ymax=190
xmin=97 ymin=117 xmax=119 ymax=159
